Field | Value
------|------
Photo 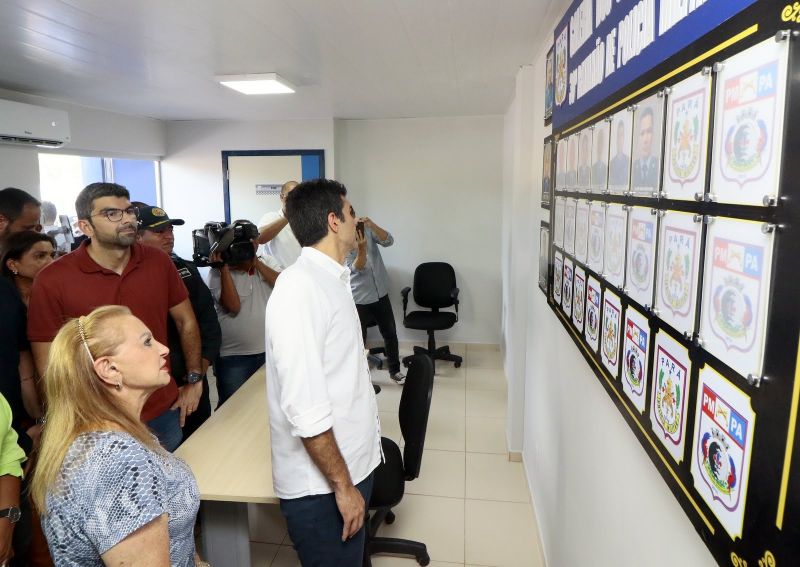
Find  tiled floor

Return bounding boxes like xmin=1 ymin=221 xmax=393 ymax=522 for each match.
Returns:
xmin=238 ymin=343 xmax=546 ymax=567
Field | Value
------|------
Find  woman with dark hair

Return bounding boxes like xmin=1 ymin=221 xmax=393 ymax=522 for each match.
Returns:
xmin=2 ymin=231 xmax=56 ymax=307
xmin=1 ymin=230 xmax=54 ymax=566
xmin=0 ymin=230 xmax=53 ymax=423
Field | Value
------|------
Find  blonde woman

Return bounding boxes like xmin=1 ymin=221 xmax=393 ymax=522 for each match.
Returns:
xmin=31 ymin=306 xmax=207 ymax=567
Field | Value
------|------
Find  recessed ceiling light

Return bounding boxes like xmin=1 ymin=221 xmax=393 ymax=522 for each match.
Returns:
xmin=215 ymin=73 xmax=295 ymax=95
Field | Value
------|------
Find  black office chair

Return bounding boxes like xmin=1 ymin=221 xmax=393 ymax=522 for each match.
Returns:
xmin=401 ymin=262 xmax=462 ymax=372
xmin=364 ymin=354 xmax=434 ymax=567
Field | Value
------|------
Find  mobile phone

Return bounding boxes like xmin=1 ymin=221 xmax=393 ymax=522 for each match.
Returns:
xmin=356 ymin=220 xmax=365 ymax=236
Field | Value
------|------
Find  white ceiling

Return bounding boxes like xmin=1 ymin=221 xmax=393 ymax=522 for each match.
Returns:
xmin=0 ymin=0 xmax=558 ymax=121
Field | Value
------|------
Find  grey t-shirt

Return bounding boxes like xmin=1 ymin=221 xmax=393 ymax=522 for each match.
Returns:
xmin=42 ymin=431 xmax=199 ymax=566
xmin=208 ymin=256 xmax=281 ymax=356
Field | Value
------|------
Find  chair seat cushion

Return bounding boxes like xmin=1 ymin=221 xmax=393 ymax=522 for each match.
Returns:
xmin=370 ymin=437 xmax=405 ymax=508
xmin=404 ymin=311 xmax=457 ymax=331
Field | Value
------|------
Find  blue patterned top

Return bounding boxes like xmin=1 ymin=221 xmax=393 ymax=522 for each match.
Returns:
xmin=42 ymin=431 xmax=199 ymax=566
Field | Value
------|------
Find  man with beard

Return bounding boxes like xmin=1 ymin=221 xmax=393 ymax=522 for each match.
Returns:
xmin=27 ymin=183 xmax=203 ymax=451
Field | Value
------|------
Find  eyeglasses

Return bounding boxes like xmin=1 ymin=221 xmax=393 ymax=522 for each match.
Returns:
xmin=91 ymin=207 xmax=139 ymax=223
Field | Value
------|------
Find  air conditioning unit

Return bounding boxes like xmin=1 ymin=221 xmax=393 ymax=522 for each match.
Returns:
xmin=0 ymin=99 xmax=70 ymax=148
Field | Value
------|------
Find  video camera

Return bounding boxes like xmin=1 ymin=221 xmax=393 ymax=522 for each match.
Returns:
xmin=192 ymin=220 xmax=259 ymax=267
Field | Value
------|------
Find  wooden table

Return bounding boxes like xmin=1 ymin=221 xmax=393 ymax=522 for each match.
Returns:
xmin=175 ymin=368 xmax=276 ymax=566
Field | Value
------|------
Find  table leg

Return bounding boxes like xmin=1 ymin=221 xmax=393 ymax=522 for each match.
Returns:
xmin=201 ymin=501 xmax=250 ymax=566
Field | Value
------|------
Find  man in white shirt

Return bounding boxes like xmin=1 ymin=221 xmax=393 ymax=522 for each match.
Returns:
xmin=256 ymin=180 xmax=301 ymax=269
xmin=265 ymin=178 xmax=381 ymax=566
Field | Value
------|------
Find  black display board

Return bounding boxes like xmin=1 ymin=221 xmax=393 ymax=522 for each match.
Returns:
xmin=546 ymin=3 xmax=800 ymax=565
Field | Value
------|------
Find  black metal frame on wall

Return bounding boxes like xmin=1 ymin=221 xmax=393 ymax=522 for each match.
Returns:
xmin=545 ymin=3 xmax=800 ymax=565
xmin=542 ymin=135 xmax=554 ymax=209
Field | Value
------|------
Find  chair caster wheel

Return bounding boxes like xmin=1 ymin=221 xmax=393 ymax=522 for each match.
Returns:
xmin=417 ymin=554 xmax=430 ymax=566
xmin=385 ymin=510 xmax=395 ymax=524
xmin=454 ymin=361 xmax=462 ymax=368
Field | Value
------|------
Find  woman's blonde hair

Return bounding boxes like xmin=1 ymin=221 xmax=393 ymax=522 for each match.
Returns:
xmin=31 ymin=305 xmax=162 ymax=512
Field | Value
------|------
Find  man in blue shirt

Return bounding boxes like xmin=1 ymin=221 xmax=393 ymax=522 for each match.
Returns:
xmin=346 ymin=214 xmax=404 ymax=384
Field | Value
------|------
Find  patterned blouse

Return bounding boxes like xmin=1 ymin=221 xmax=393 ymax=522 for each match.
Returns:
xmin=42 ymin=431 xmax=199 ymax=566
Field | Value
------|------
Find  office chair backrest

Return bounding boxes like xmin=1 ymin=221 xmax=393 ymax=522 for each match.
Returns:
xmin=399 ymin=354 xmax=434 ymax=480
xmin=413 ymin=262 xmax=457 ymax=309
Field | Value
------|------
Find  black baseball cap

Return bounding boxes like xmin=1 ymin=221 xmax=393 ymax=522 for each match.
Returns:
xmin=137 ymin=205 xmax=185 ymax=231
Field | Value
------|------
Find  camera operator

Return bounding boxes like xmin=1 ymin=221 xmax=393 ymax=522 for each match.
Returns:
xmin=135 ymin=203 xmax=221 ymax=439
xmin=209 ymin=232 xmax=281 ymax=406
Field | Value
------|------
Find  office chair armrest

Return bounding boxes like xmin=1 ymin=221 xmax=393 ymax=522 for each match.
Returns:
xmin=451 ymin=287 xmax=459 ymax=321
xmin=401 ymin=286 xmax=411 ymax=318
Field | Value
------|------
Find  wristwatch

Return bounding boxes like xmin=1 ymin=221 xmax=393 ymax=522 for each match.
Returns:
xmin=0 ymin=506 xmax=21 ymax=523
xmin=186 ymin=371 xmax=205 ymax=385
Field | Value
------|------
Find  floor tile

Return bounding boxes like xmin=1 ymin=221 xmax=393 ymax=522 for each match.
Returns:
xmin=465 ymin=347 xmax=503 ymax=370
xmin=372 ymin=558 xmax=463 ymax=567
xmin=433 ymin=363 xmax=467 ymax=384
xmin=374 ymin=494 xmax=465 ymax=564
xmin=423 ymin=410 xmax=466 ymax=452
xmin=249 ymin=542 xmax=280 ymax=567
xmin=466 ymin=343 xmax=501 ymax=352
xmin=466 ymin=368 xmax=507 ymax=392
xmin=270 ymin=545 xmax=301 ymax=567
xmin=429 ymin=385 xmax=466 ymax=418
xmin=465 ymin=500 xmax=543 ymax=567
xmin=466 ymin=416 xmax=507 ymax=454
xmin=466 ymin=390 xmax=507 ymax=418
xmin=248 ymin=503 xmax=287 ymax=544
xmin=406 ymin=449 xmax=465 ymax=498
xmin=465 ymin=453 xmax=529 ymax=503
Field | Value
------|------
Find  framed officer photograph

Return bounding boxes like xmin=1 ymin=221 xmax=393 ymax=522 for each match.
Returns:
xmin=630 ymin=93 xmax=665 ymax=197
xmin=608 ymin=108 xmax=633 ymax=194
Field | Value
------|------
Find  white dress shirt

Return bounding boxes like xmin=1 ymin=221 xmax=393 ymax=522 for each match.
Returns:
xmin=258 ymin=210 xmax=301 ymax=270
xmin=264 ymin=246 xmax=382 ymax=499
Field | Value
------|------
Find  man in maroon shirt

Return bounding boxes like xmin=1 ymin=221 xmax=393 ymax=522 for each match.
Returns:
xmin=28 ymin=183 xmax=203 ymax=451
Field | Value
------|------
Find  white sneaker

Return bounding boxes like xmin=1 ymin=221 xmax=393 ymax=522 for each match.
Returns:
xmin=390 ymin=372 xmax=406 ymax=385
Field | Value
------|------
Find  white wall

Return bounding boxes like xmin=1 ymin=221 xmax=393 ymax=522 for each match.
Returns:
xmin=161 ymin=119 xmax=335 ymax=260
xmin=0 ymin=146 xmax=40 ymax=194
xmin=0 ymin=87 xmax=165 ymax=198
xmin=503 ymin=17 xmax=717 ymax=567
xmin=335 ymin=116 xmax=503 ymax=345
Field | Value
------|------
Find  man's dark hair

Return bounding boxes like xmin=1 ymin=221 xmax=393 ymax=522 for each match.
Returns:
xmin=0 ymin=187 xmax=40 ymax=222
xmin=75 ymin=182 xmax=130 ymax=221
xmin=285 ymin=178 xmax=347 ymax=247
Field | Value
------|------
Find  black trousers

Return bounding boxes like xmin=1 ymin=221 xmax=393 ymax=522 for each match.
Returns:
xmin=356 ymin=294 xmax=401 ymax=374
